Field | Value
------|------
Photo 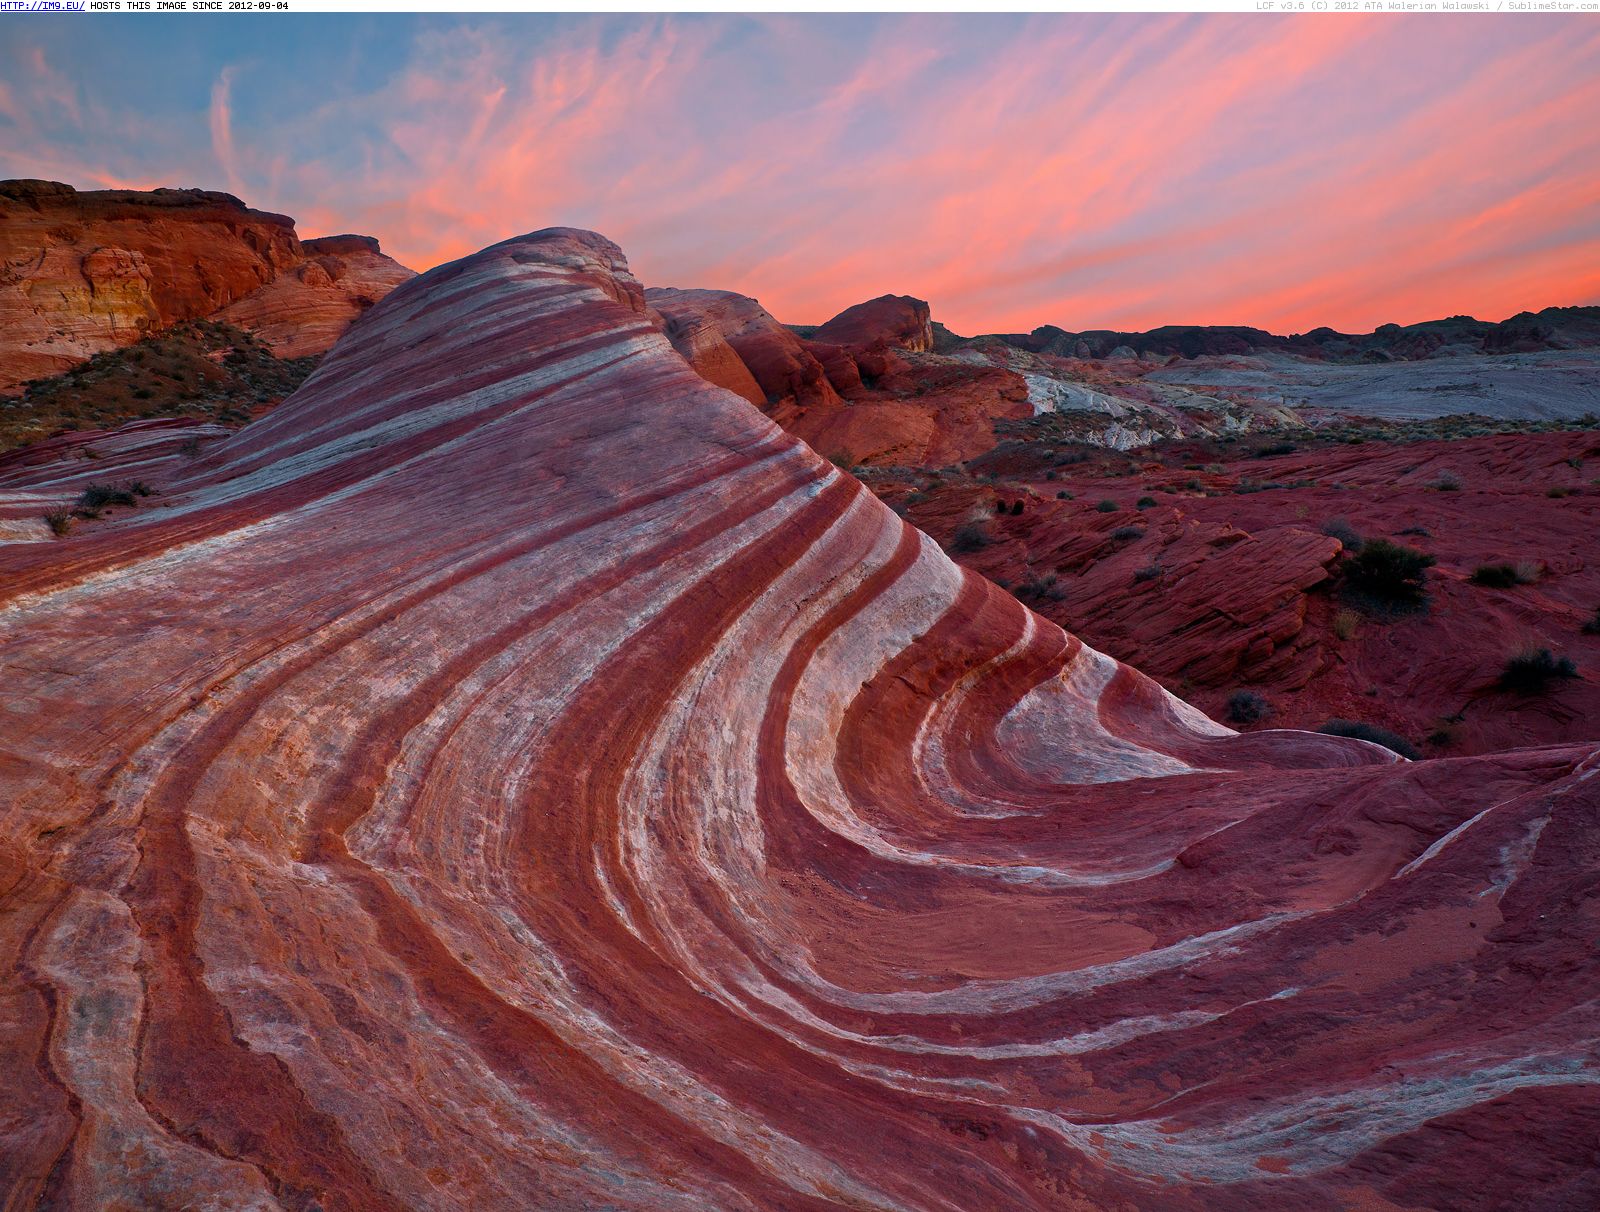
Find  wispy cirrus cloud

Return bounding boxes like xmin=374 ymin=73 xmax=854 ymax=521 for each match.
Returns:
xmin=209 ymin=65 xmax=243 ymax=196
xmin=1 ymin=15 xmax=1596 ymax=334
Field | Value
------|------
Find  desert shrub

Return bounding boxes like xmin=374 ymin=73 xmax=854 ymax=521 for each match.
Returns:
xmin=1318 ymin=719 xmax=1419 ymax=759
xmin=1343 ymin=538 xmax=1435 ymax=606
xmin=1226 ymin=690 xmax=1271 ymax=724
xmin=1017 ymin=572 xmax=1063 ymax=602
xmin=1321 ymin=518 xmax=1364 ymax=551
xmin=1095 ymin=499 xmax=1119 ymax=513
xmin=1045 ymin=470 xmax=1058 ymax=481
xmin=1427 ymin=471 xmax=1461 ymax=492
xmin=77 ymin=483 xmax=137 ymax=511
xmin=1136 ymin=496 xmax=1157 ymax=509
xmin=1498 ymin=648 xmax=1579 ymax=694
xmin=1547 ymin=485 xmax=1574 ymax=499
xmin=1255 ymin=442 xmax=1298 ymax=458
xmin=1470 ymin=563 xmax=1520 ymax=588
xmin=1133 ymin=563 xmax=1163 ymax=582
xmin=950 ymin=524 xmax=991 ymax=553
xmin=1056 ymin=490 xmax=1073 ymax=500
xmin=1110 ymin=526 xmax=1144 ymax=542
xmin=1332 ymin=609 xmax=1360 ymax=640
xmin=1398 ymin=526 xmax=1431 ymax=537
xmin=44 ymin=509 xmax=73 ymax=537
xmin=1583 ymin=607 xmax=1600 ymax=635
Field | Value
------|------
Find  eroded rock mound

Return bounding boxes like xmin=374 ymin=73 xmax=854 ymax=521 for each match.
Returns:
xmin=2 ymin=229 xmax=1597 ymax=1211
xmin=647 ymin=285 xmax=841 ymax=418
xmin=0 ymin=180 xmax=412 ymax=391
xmin=813 ymin=293 xmax=934 ymax=353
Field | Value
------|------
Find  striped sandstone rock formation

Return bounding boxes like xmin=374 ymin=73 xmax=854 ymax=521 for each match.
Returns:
xmin=1 ymin=229 xmax=1596 ymax=1211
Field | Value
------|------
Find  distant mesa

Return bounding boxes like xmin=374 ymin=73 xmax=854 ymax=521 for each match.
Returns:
xmin=989 ymin=307 xmax=1600 ymax=363
xmin=0 ymin=179 xmax=414 ymax=392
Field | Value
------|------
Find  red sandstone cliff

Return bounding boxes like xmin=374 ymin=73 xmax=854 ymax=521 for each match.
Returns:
xmin=214 ymin=234 xmax=414 ymax=359
xmin=0 ymin=180 xmax=412 ymax=391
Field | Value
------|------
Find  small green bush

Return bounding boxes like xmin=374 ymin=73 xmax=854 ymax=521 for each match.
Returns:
xmin=44 ymin=509 xmax=73 ymax=537
xmin=1017 ymin=572 xmax=1063 ymax=602
xmin=77 ymin=483 xmax=137 ymax=510
xmin=1318 ymin=719 xmax=1418 ymax=759
xmin=1095 ymin=499 xmax=1119 ymax=513
xmin=1498 ymin=648 xmax=1578 ymax=694
xmin=1321 ymin=518 xmax=1363 ymax=551
xmin=1136 ymin=496 xmax=1157 ymax=509
xmin=1110 ymin=526 xmax=1144 ymax=542
xmin=1226 ymin=690 xmax=1271 ymax=725
xmin=951 ymin=524 xmax=991 ymax=553
xmin=1343 ymin=538 xmax=1435 ymax=606
xmin=1470 ymin=563 xmax=1520 ymax=588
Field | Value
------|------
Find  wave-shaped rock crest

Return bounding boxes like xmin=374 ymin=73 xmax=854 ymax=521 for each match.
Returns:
xmin=2 ymin=229 xmax=1596 ymax=1210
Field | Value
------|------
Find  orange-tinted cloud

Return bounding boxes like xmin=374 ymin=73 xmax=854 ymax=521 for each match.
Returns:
xmin=2 ymin=15 xmax=1596 ymax=334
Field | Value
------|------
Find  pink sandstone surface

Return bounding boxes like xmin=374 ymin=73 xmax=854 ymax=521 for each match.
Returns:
xmin=0 ymin=181 xmax=412 ymax=392
xmin=1 ymin=229 xmax=1597 ymax=1211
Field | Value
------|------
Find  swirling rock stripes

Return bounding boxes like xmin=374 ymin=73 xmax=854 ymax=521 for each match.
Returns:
xmin=1 ymin=228 xmax=1597 ymax=1211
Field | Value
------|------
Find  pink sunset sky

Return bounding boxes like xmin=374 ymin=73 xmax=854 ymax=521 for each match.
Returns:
xmin=2 ymin=13 xmax=1597 ymax=335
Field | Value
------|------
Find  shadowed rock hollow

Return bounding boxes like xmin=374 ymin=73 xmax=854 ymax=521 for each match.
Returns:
xmin=2 ymin=229 xmax=1597 ymax=1211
